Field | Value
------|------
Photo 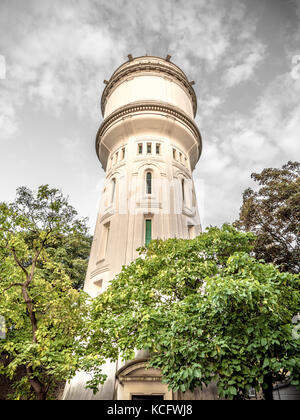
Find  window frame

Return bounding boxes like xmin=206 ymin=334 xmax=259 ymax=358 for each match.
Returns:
xmin=98 ymin=221 xmax=110 ymax=262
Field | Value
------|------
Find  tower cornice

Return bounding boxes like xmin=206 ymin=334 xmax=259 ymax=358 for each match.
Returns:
xmin=101 ymin=58 xmax=197 ymax=117
xmin=96 ymin=100 xmax=202 ymax=167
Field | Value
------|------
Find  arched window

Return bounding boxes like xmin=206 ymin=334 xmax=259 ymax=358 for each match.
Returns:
xmin=111 ymin=178 xmax=116 ymax=203
xmin=146 ymin=172 xmax=152 ymax=194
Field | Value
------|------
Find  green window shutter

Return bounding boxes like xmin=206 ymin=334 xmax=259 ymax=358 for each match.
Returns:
xmin=145 ymin=219 xmax=152 ymax=246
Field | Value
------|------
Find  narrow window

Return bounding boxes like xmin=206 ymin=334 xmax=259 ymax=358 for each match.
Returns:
xmin=111 ymin=178 xmax=116 ymax=203
xmin=147 ymin=143 xmax=152 ymax=154
xmin=105 ymin=224 xmax=110 ymax=255
xmin=179 ymin=152 xmax=182 ymax=162
xmin=115 ymin=152 xmax=118 ymax=163
xmin=145 ymin=219 xmax=152 ymax=246
xmin=156 ymin=143 xmax=160 ymax=154
xmin=182 ymin=179 xmax=185 ymax=203
xmin=99 ymin=222 xmax=110 ymax=261
xmin=138 ymin=143 xmax=143 ymax=154
xmin=173 ymin=148 xmax=176 ymax=159
xmin=122 ymin=147 xmax=125 ymax=159
xmin=146 ymin=172 xmax=152 ymax=194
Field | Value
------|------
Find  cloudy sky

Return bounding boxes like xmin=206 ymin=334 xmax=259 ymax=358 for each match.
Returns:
xmin=0 ymin=0 xmax=299 ymax=232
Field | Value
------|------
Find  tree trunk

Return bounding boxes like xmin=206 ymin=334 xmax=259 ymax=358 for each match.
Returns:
xmin=22 ymin=285 xmax=38 ymax=342
xmin=26 ymin=364 xmax=47 ymax=400
xmin=263 ymin=373 xmax=274 ymax=400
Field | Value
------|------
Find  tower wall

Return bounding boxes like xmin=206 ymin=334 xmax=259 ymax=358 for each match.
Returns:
xmin=85 ymin=56 xmax=202 ymax=298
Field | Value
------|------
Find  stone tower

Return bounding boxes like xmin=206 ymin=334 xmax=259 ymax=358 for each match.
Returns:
xmin=63 ymin=55 xmax=203 ymax=400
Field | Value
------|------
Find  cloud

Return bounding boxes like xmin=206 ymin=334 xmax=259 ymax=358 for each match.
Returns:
xmin=0 ymin=55 xmax=6 ymax=80
xmin=197 ymin=95 xmax=223 ymax=119
xmin=230 ymin=129 xmax=278 ymax=163
xmin=0 ymin=0 xmax=299 ymax=230
xmin=196 ymin=67 xmax=300 ymax=227
xmin=0 ymin=89 xmax=19 ymax=140
xmin=0 ymin=0 xmax=264 ymax=112
xmin=223 ymin=43 xmax=266 ymax=87
xmin=0 ymin=0 xmax=260 ymax=143
xmin=8 ymin=20 xmax=124 ymax=117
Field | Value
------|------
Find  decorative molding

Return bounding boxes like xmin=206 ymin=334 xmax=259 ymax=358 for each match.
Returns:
xmin=137 ymin=197 xmax=162 ymax=210
xmin=96 ymin=101 xmax=202 ymax=163
xmin=106 ymin=165 xmax=124 ymax=179
xmin=91 ymin=265 xmax=109 ymax=279
xmin=116 ymin=359 xmax=162 ymax=384
xmin=133 ymin=156 xmax=164 ymax=164
xmin=99 ymin=209 xmax=115 ymax=224
xmin=183 ymin=206 xmax=195 ymax=217
xmin=136 ymin=161 xmax=162 ymax=171
xmin=101 ymin=60 xmax=197 ymax=116
xmin=173 ymin=162 xmax=192 ymax=177
xmin=119 ymin=376 xmax=162 ymax=383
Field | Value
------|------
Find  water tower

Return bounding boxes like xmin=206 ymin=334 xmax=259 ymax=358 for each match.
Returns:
xmin=63 ymin=55 xmax=203 ymax=400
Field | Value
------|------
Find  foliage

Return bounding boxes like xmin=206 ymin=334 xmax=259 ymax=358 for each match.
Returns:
xmin=89 ymin=225 xmax=300 ymax=399
xmin=0 ymin=185 xmax=105 ymax=400
xmin=235 ymin=161 xmax=300 ymax=274
xmin=46 ymin=230 xmax=92 ymax=290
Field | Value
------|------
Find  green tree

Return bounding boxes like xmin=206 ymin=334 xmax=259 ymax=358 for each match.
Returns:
xmin=88 ymin=225 xmax=300 ymax=400
xmin=235 ymin=161 xmax=300 ymax=274
xmin=0 ymin=185 xmax=104 ymax=400
xmin=46 ymin=230 xmax=92 ymax=290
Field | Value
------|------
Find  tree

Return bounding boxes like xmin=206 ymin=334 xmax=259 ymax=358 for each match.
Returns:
xmin=235 ymin=161 xmax=300 ymax=274
xmin=46 ymin=229 xmax=92 ymax=290
xmin=88 ymin=225 xmax=300 ymax=400
xmin=0 ymin=185 xmax=105 ymax=400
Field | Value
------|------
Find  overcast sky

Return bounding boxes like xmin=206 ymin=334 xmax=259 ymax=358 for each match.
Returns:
xmin=0 ymin=0 xmax=299 ymax=233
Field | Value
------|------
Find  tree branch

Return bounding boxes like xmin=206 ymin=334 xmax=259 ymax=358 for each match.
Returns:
xmin=24 ymin=238 xmax=47 ymax=287
xmin=3 ymin=282 xmax=23 ymax=292
xmin=11 ymin=247 xmax=29 ymax=278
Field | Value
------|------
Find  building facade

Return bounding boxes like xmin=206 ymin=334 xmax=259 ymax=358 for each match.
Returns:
xmin=63 ymin=55 xmax=206 ymax=400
